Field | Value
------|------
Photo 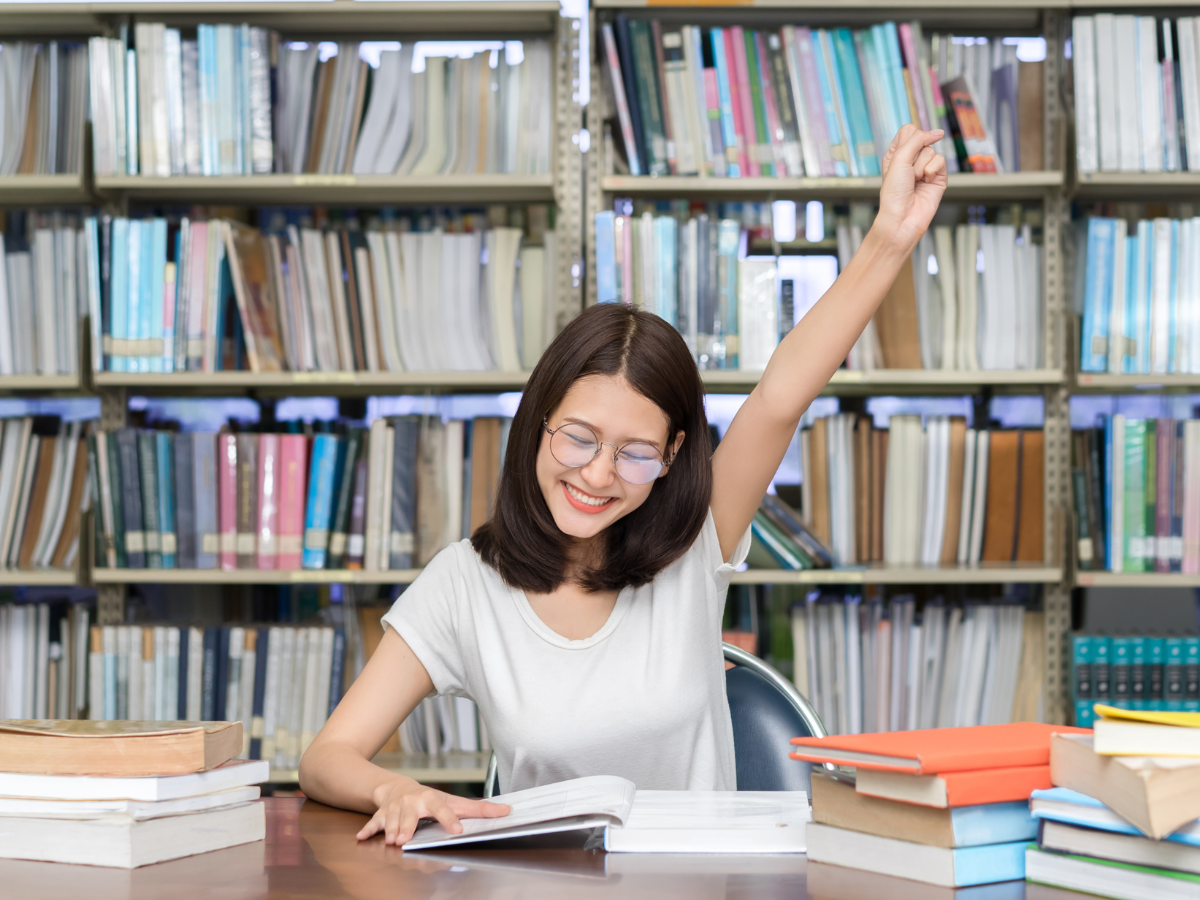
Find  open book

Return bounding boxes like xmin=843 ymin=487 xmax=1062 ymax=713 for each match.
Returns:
xmin=404 ymin=775 xmax=809 ymax=853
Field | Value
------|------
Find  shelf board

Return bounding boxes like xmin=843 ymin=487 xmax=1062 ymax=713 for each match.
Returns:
xmin=0 ymin=174 xmax=90 ymax=205
xmin=0 ymin=3 xmax=560 ymax=36
xmin=730 ymin=564 xmax=1062 ymax=585
xmin=0 ymin=568 xmax=79 ymax=587
xmin=95 ymin=174 xmax=555 ymax=206
xmin=703 ymin=368 xmax=1062 ymax=394
xmin=1076 ymin=571 xmax=1200 ymax=589
xmin=1073 ymin=172 xmax=1200 ymax=199
xmin=268 ymin=751 xmax=489 ymax=785
xmin=95 ymin=370 xmax=531 ymax=395
xmin=93 ymin=568 xmax=421 ymax=585
xmin=0 ymin=374 xmax=84 ymax=393
xmin=1075 ymin=372 xmax=1200 ymax=392
xmin=601 ymin=172 xmax=1062 ymax=201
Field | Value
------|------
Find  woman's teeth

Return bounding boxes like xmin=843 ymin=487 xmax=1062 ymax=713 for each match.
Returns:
xmin=565 ymin=482 xmax=611 ymax=507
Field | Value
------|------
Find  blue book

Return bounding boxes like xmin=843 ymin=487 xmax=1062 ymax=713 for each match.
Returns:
xmin=193 ymin=432 xmax=218 ymax=569
xmin=1071 ymin=635 xmax=1095 ymax=727
xmin=1031 ymin=788 xmax=1200 ymax=847
xmin=653 ymin=216 xmax=678 ymax=327
xmin=1093 ymin=636 xmax=1112 ymax=705
xmin=709 ymin=29 xmax=740 ymax=178
xmin=1123 ymin=233 xmax=1137 ymax=373
xmin=125 ymin=49 xmax=138 ymax=175
xmin=881 ymin=23 xmax=911 ymax=134
xmin=126 ymin=220 xmax=142 ymax=374
xmin=1148 ymin=636 xmax=1166 ymax=711
xmin=1185 ymin=636 xmax=1200 ymax=712
xmin=249 ymin=626 xmax=270 ymax=759
xmin=810 ymin=31 xmax=849 ymax=177
xmin=716 ymin=219 xmax=740 ymax=368
xmin=328 ymin=626 xmax=346 ymax=718
xmin=177 ymin=626 xmax=189 ymax=720
xmin=1111 ymin=636 xmax=1131 ymax=708
xmin=831 ymin=29 xmax=880 ymax=176
xmin=197 ymin=25 xmax=215 ymax=175
xmin=1168 ymin=219 xmax=1179 ymax=373
xmin=85 ymin=217 xmax=102 ymax=373
xmin=1133 ymin=220 xmax=1152 ymax=373
xmin=237 ymin=24 xmax=251 ymax=174
xmin=302 ymin=433 xmax=340 ymax=570
xmin=1129 ymin=635 xmax=1147 ymax=710
xmin=594 ymin=211 xmax=618 ymax=304
xmin=156 ymin=431 xmax=176 ymax=568
xmin=1166 ymin=637 xmax=1185 ymax=711
xmin=148 ymin=218 xmax=167 ymax=373
xmin=109 ymin=218 xmax=130 ymax=373
xmin=1080 ymin=217 xmax=1114 ymax=373
xmin=937 ymin=802 xmax=1037 ymax=847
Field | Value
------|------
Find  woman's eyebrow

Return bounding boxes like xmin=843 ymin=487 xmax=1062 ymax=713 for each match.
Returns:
xmin=559 ymin=416 xmax=663 ymax=448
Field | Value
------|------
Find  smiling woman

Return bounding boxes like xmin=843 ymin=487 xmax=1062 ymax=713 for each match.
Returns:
xmin=297 ymin=124 xmax=948 ymax=848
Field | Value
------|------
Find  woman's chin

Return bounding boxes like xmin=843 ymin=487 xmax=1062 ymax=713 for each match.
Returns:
xmin=551 ymin=505 xmax=618 ymax=540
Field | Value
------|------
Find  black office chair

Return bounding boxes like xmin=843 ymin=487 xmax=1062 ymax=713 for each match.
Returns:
xmin=482 ymin=642 xmax=826 ymax=798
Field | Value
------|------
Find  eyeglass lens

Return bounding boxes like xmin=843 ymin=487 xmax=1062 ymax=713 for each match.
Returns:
xmin=549 ymin=422 xmax=664 ymax=485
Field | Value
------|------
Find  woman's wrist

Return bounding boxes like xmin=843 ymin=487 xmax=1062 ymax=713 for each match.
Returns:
xmin=857 ymin=223 xmax=914 ymax=271
xmin=370 ymin=773 xmax=418 ymax=808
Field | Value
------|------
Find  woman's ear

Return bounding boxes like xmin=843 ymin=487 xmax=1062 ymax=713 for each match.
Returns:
xmin=662 ymin=430 xmax=686 ymax=472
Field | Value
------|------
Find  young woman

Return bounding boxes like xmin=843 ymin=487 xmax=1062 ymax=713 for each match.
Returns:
xmin=299 ymin=125 xmax=947 ymax=846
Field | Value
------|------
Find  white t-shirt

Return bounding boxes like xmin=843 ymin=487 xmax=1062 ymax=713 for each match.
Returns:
xmin=381 ymin=509 xmax=751 ymax=794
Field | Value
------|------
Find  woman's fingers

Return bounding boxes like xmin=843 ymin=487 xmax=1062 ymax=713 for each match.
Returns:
xmin=919 ymin=150 xmax=948 ymax=183
xmin=356 ymin=810 xmax=384 ymax=841
xmin=429 ymin=801 xmax=465 ymax=835
xmin=882 ymin=123 xmax=918 ymax=175
xmin=384 ymin=808 xmax=405 ymax=844
xmin=448 ymin=796 xmax=513 ymax=819
xmin=913 ymin=146 xmax=936 ymax=180
xmin=889 ymin=127 xmax=944 ymax=175
xmin=393 ymin=811 xmax=420 ymax=846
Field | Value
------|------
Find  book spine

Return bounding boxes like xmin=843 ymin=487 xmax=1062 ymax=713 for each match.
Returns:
xmin=1186 ymin=636 xmax=1200 ymax=711
xmin=709 ymin=28 xmax=741 ymax=178
xmin=327 ymin=431 xmax=359 ymax=569
xmin=1092 ymin=635 xmax=1112 ymax=709
xmin=236 ymin=433 xmax=258 ymax=568
xmin=729 ymin=28 xmax=760 ymax=178
xmin=1147 ymin=636 xmax=1166 ymax=710
xmin=346 ymin=456 xmax=369 ymax=569
xmin=136 ymin=431 xmax=162 ymax=567
xmin=200 ymin=625 xmax=217 ymax=720
xmin=156 ymin=431 xmax=175 ymax=567
xmin=278 ymin=434 xmax=307 ymax=569
xmin=256 ymin=432 xmax=280 ymax=570
xmin=1110 ymin=636 xmax=1131 ymax=709
xmin=218 ymin=433 xmax=237 ymax=569
xmin=328 ymin=625 xmax=345 ymax=718
xmin=250 ymin=625 xmax=269 ymax=759
xmin=172 ymin=432 xmax=196 ymax=568
xmin=1165 ymin=636 xmax=1186 ymax=710
xmin=302 ymin=434 xmax=339 ymax=569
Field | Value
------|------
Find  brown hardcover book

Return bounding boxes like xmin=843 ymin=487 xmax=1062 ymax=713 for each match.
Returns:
xmin=871 ymin=428 xmax=887 ymax=562
xmin=0 ymin=721 xmax=241 ymax=776
xmin=341 ymin=60 xmax=370 ymax=174
xmin=1016 ymin=429 xmax=1045 ymax=561
xmin=469 ymin=417 xmax=503 ymax=534
xmin=873 ymin=256 xmax=922 ymax=368
xmin=854 ymin=418 xmax=872 ymax=564
xmin=18 ymin=437 xmax=56 ymax=568
xmin=981 ymin=430 xmax=1021 ymax=562
xmin=224 ymin=223 xmax=286 ymax=373
xmin=809 ymin=417 xmax=832 ymax=547
xmin=1016 ymin=60 xmax=1045 ymax=172
xmin=235 ymin=433 xmax=260 ymax=569
xmin=304 ymin=59 xmax=334 ymax=173
xmin=1010 ymin=610 xmax=1045 ymax=722
xmin=49 ymin=438 xmax=89 ymax=568
xmin=939 ymin=418 xmax=968 ymax=564
xmin=338 ymin=230 xmax=366 ymax=371
xmin=17 ymin=56 xmax=40 ymax=175
xmin=811 ymin=770 xmax=971 ymax=848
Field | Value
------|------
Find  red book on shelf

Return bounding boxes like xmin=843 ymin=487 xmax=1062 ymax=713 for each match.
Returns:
xmin=789 ymin=723 xmax=1091 ymax=774
xmin=277 ymin=435 xmax=308 ymax=570
xmin=218 ymin=433 xmax=238 ymax=571
xmin=256 ymin=433 xmax=280 ymax=570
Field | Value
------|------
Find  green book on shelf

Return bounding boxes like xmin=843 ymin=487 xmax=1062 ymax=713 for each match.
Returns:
xmin=1144 ymin=424 xmax=1156 ymax=575
xmin=744 ymin=30 xmax=774 ymax=177
xmin=1123 ymin=419 xmax=1146 ymax=573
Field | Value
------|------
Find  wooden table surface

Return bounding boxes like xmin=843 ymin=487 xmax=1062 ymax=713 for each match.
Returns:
xmin=0 ymin=798 xmax=1092 ymax=899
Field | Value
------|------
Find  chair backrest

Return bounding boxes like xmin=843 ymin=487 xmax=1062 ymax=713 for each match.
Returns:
xmin=482 ymin=643 xmax=824 ymax=798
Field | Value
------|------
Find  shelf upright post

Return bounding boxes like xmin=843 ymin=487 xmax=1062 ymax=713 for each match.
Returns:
xmin=585 ymin=7 xmax=604 ymax=309
xmin=555 ymin=14 xmax=585 ymax=334
xmin=97 ymin=386 xmax=127 ymax=626
xmin=1040 ymin=6 xmax=1070 ymax=726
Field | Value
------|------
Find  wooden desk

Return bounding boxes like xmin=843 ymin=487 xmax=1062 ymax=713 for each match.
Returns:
xmin=0 ymin=798 xmax=1090 ymax=899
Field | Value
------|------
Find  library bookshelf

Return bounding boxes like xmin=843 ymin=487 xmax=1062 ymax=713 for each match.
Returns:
xmin=268 ymin=751 xmax=490 ymax=786
xmin=1076 ymin=572 xmax=1200 ymax=590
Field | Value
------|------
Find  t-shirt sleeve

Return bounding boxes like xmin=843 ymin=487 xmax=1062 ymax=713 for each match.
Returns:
xmin=701 ymin=507 xmax=752 ymax=593
xmin=380 ymin=543 xmax=468 ymax=697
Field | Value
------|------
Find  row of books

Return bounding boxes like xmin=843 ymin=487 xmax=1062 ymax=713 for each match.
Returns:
xmin=0 ymin=601 xmax=90 ymax=720
xmin=90 ymin=415 xmax=509 ymax=572
xmin=0 ymin=41 xmax=88 ymax=176
xmin=88 ymin=25 xmax=551 ymax=178
xmin=1079 ymin=215 xmax=1200 ymax=376
xmin=601 ymin=17 xmax=1038 ymax=179
xmin=401 ymin=696 xmax=491 ymax=756
xmin=792 ymin=596 xmax=1037 ymax=738
xmin=0 ymin=417 xmax=90 ymax=572
xmin=1071 ymin=633 xmax=1200 ymax=726
xmin=1070 ymin=416 xmax=1200 ymax=573
xmin=92 ymin=210 xmax=556 ymax=374
xmin=1073 ymin=15 xmax=1200 ymax=174
xmin=784 ymin=415 xmax=1044 ymax=569
xmin=1 ymin=212 xmax=92 ymax=377
xmin=842 ymin=214 xmax=1045 ymax=373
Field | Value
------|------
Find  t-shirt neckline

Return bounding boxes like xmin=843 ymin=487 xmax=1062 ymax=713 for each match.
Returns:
xmin=508 ymin=583 xmax=635 ymax=650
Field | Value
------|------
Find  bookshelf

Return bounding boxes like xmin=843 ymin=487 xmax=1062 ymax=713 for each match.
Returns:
xmin=0 ymin=568 xmax=81 ymax=587
xmin=0 ymin=374 xmax=85 ymax=393
xmin=0 ymin=174 xmax=91 ymax=206
xmin=92 ymin=568 xmax=421 ymax=585
xmin=1076 ymin=572 xmax=1200 ymax=590
xmin=268 ymin=751 xmax=490 ymax=786
xmin=732 ymin=564 xmax=1063 ymax=586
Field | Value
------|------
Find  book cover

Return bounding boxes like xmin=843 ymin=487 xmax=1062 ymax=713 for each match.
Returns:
xmin=235 ymin=433 xmax=259 ymax=568
xmin=255 ymin=432 xmax=280 ymax=570
xmin=277 ymin=434 xmax=307 ymax=569
xmin=172 ymin=432 xmax=196 ymax=568
xmin=155 ymin=431 xmax=176 ymax=568
xmin=217 ymin=433 xmax=237 ymax=570
xmin=115 ymin=429 xmax=145 ymax=568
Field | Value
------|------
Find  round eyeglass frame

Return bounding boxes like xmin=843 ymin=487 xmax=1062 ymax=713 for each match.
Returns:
xmin=542 ymin=417 xmax=671 ymax=485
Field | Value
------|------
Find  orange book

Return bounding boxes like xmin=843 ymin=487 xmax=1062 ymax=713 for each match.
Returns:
xmin=854 ymin=763 xmax=1054 ymax=808
xmin=789 ymin=723 xmax=1091 ymax=774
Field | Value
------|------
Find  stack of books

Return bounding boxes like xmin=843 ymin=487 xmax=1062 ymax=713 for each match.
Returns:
xmin=0 ymin=41 xmax=88 ymax=177
xmin=0 ymin=720 xmax=266 ymax=867
xmin=791 ymin=722 xmax=1086 ymax=887
xmin=1025 ymin=714 xmax=1200 ymax=898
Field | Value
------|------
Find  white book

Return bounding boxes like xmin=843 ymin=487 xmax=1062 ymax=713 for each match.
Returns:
xmin=1151 ymin=218 xmax=1174 ymax=374
xmin=604 ymin=791 xmax=809 ymax=854
xmin=88 ymin=39 xmax=114 ymax=175
xmin=0 ymin=785 xmax=260 ymax=820
xmin=6 ymin=433 xmax=39 ymax=568
xmin=1094 ymin=14 xmax=1120 ymax=171
xmin=1109 ymin=218 xmax=1129 ymax=373
xmin=353 ymin=246 xmax=380 ymax=373
xmin=186 ymin=625 xmax=203 ymax=722
xmin=0 ymin=801 xmax=264 ymax=869
xmin=163 ymin=28 xmax=185 ymax=175
xmin=285 ymin=628 xmax=309 ymax=768
xmin=33 ymin=230 xmax=57 ymax=374
xmin=395 ymin=70 xmax=427 ymax=175
xmin=1073 ymin=17 xmax=1099 ymax=174
xmin=312 ymin=626 xmax=334 ymax=738
xmin=226 ymin=625 xmax=245 ymax=723
xmin=353 ymin=49 xmax=402 ymax=174
xmin=322 ymin=232 xmax=354 ymax=370
xmin=831 ymin=590 xmax=847 ymax=735
xmin=956 ymin=429 xmax=977 ymax=564
xmin=905 ymin=622 xmax=924 ymax=731
xmin=164 ymin=626 xmax=179 ymax=721
xmin=260 ymin=626 xmax=282 ymax=764
xmin=1137 ymin=17 xmax=1164 ymax=172
xmin=272 ymin=627 xmax=296 ymax=769
xmin=955 ymin=224 xmax=980 ymax=370
xmin=181 ymin=40 xmax=202 ymax=175
xmin=968 ymin=430 xmax=990 ymax=564
xmin=365 ymin=231 xmax=402 ymax=372
xmin=411 ymin=57 xmax=447 ymax=176
xmin=486 ymin=228 xmax=524 ymax=372
xmin=1112 ymin=15 xmax=1141 ymax=172
xmin=299 ymin=627 xmax=324 ymax=758
xmin=249 ymin=28 xmax=272 ymax=174
xmin=844 ymin=598 xmax=862 ymax=735
xmin=737 ymin=258 xmax=778 ymax=371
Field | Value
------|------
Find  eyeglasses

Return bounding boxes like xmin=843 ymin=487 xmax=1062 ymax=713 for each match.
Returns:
xmin=542 ymin=418 xmax=670 ymax=485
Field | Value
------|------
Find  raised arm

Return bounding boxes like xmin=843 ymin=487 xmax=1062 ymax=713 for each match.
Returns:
xmin=710 ymin=126 xmax=948 ymax=558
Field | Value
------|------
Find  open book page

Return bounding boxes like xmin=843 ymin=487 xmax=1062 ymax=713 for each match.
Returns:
xmin=406 ymin=775 xmax=636 ymax=849
xmin=604 ymin=791 xmax=810 ymax=853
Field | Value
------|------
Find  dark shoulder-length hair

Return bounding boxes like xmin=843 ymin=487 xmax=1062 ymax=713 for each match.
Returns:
xmin=471 ymin=303 xmax=711 ymax=593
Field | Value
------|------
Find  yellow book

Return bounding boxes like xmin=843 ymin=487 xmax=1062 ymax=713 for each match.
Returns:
xmin=1094 ymin=704 xmax=1200 ymax=728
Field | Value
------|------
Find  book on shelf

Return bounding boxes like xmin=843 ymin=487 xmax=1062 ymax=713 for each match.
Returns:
xmin=1078 ymin=216 xmax=1200 ymax=376
xmin=1090 ymin=704 xmax=1200 ymax=757
xmin=1072 ymin=15 xmax=1200 ymax=175
xmin=1069 ymin=416 xmax=1200 ymax=575
xmin=0 ymin=601 xmax=90 ymax=720
xmin=89 ymin=28 xmax=551 ymax=178
xmin=93 ymin=207 xmax=557 ymax=375
xmin=598 ymin=18 xmax=1040 ymax=179
xmin=594 ymin=201 xmax=1043 ymax=376
xmin=1071 ymin=635 xmax=1200 ymax=727
xmin=791 ymin=595 xmax=1042 ymax=739
xmin=90 ymin=414 xmax=508 ymax=573
xmin=0 ymin=41 xmax=88 ymax=177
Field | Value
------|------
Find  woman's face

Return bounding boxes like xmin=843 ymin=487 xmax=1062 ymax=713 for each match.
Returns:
xmin=537 ymin=374 xmax=683 ymax=542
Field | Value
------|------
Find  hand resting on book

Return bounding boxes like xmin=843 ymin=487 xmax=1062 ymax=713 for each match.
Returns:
xmin=356 ymin=777 xmax=510 ymax=846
